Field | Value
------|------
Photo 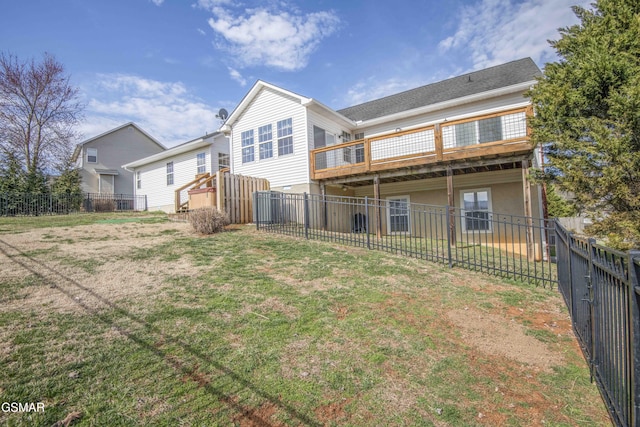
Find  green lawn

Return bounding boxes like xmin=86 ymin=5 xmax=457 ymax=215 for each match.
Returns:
xmin=0 ymin=215 xmax=609 ymax=426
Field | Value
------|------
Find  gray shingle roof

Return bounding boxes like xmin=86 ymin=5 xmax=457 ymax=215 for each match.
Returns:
xmin=337 ymin=58 xmax=541 ymax=122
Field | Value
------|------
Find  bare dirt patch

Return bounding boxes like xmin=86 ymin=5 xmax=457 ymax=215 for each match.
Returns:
xmin=447 ymin=308 xmax=564 ymax=371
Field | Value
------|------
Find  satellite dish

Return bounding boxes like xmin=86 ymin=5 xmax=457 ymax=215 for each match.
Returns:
xmin=216 ymin=108 xmax=228 ymax=121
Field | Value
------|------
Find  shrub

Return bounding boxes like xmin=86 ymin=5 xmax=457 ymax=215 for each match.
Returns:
xmin=93 ymin=199 xmax=116 ymax=212
xmin=189 ymin=207 xmax=229 ymax=234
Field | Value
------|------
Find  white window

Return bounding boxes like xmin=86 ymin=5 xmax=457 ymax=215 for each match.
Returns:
xmin=87 ymin=148 xmax=97 ymax=163
xmin=443 ymin=112 xmax=527 ymax=149
xmin=313 ymin=126 xmax=337 ymax=148
xmin=258 ymin=124 xmax=273 ymax=160
xmin=277 ymin=118 xmax=293 ymax=156
xmin=136 ymin=171 xmax=141 ymax=189
xmin=166 ymin=162 xmax=174 ymax=186
xmin=241 ymin=130 xmax=254 ymax=163
xmin=218 ymin=153 xmax=229 ymax=170
xmin=197 ymin=152 xmax=206 ymax=174
xmin=387 ymin=196 xmax=410 ymax=234
xmin=313 ymin=126 xmax=338 ymax=169
xmin=461 ymin=189 xmax=492 ymax=232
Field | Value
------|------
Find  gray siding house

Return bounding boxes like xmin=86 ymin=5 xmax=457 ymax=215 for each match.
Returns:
xmin=72 ymin=122 xmax=165 ymax=194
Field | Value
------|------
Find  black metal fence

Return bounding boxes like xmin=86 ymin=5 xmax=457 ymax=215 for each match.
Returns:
xmin=83 ymin=193 xmax=147 ymax=212
xmin=555 ymin=220 xmax=640 ymax=427
xmin=254 ymin=191 xmax=556 ymax=287
xmin=0 ymin=193 xmax=147 ymax=216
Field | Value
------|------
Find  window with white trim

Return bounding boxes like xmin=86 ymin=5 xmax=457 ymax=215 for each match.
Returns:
xmin=461 ymin=189 xmax=492 ymax=231
xmin=196 ymin=152 xmax=206 ymax=174
xmin=387 ymin=196 xmax=410 ymax=234
xmin=443 ymin=112 xmax=527 ymax=148
xmin=241 ymin=130 xmax=254 ymax=163
xmin=136 ymin=171 xmax=141 ymax=189
xmin=277 ymin=118 xmax=293 ymax=156
xmin=166 ymin=162 xmax=174 ymax=186
xmin=218 ymin=152 xmax=229 ymax=170
xmin=87 ymin=148 xmax=97 ymax=163
xmin=258 ymin=124 xmax=273 ymax=160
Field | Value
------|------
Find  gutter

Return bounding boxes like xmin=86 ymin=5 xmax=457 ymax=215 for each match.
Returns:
xmin=353 ymin=80 xmax=537 ymax=129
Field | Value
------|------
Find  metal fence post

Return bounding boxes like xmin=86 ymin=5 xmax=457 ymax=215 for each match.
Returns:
xmin=445 ymin=205 xmax=453 ymax=269
xmin=364 ymin=197 xmax=371 ymax=250
xmin=303 ymin=192 xmax=309 ymax=240
xmin=629 ymin=250 xmax=640 ymax=427
xmin=254 ymin=192 xmax=260 ymax=231
xmin=587 ymin=237 xmax=597 ymax=380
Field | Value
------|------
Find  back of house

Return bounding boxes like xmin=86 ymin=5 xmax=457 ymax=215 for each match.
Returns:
xmin=73 ymin=122 xmax=165 ymax=195
xmin=223 ymin=58 xmax=544 ymax=239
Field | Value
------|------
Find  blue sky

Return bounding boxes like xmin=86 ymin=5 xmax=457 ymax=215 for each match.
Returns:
xmin=1 ymin=0 xmax=590 ymax=147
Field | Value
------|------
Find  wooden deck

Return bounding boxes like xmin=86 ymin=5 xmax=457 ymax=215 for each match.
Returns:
xmin=310 ymin=106 xmax=534 ymax=181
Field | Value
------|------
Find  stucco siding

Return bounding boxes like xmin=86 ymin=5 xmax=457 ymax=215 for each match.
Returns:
xmin=231 ymin=87 xmax=308 ymax=188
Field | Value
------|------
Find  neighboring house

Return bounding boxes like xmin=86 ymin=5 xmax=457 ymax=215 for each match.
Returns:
xmin=221 ymin=58 xmax=545 ymax=234
xmin=122 ymin=132 xmax=229 ymax=212
xmin=72 ymin=122 xmax=166 ymax=194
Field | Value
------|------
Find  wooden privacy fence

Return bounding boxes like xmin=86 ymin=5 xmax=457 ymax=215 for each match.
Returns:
xmin=175 ymin=170 xmax=269 ymax=224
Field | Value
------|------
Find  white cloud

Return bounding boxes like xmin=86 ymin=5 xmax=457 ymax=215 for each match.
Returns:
xmin=205 ymin=5 xmax=340 ymax=71
xmin=150 ymin=0 xmax=164 ymax=6
xmin=193 ymin=0 xmax=232 ymax=10
xmin=79 ymin=74 xmax=220 ymax=147
xmin=228 ymin=67 xmax=247 ymax=87
xmin=438 ymin=0 xmax=592 ymax=70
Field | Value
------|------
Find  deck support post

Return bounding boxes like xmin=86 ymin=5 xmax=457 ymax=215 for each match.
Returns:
xmin=522 ymin=160 xmax=535 ymax=262
xmin=447 ymin=167 xmax=456 ymax=247
xmin=373 ymin=175 xmax=382 ymax=239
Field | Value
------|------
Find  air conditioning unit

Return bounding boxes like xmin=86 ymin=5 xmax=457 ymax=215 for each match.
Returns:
xmin=254 ymin=191 xmax=281 ymax=224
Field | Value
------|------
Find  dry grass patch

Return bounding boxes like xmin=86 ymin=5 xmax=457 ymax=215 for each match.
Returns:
xmin=0 ymin=220 xmax=611 ymax=427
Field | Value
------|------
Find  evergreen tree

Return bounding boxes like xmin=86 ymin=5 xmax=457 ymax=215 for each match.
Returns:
xmin=546 ymin=184 xmax=577 ymax=218
xmin=527 ymin=0 xmax=640 ymax=249
xmin=51 ymin=160 xmax=82 ymax=196
xmin=0 ymin=152 xmax=26 ymax=194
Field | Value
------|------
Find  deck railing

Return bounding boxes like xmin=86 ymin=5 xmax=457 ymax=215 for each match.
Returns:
xmin=310 ymin=107 xmax=533 ymax=180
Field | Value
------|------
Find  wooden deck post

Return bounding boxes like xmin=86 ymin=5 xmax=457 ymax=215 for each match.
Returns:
xmin=522 ymin=160 xmax=535 ymax=262
xmin=435 ymin=123 xmax=443 ymax=161
xmin=447 ymin=167 xmax=456 ymax=246
xmin=373 ymin=174 xmax=382 ymax=239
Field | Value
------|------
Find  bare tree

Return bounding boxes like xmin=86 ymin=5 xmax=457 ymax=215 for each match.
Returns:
xmin=0 ymin=52 xmax=83 ymax=174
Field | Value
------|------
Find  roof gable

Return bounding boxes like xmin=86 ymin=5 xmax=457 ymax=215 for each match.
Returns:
xmin=222 ymin=80 xmax=311 ymax=130
xmin=72 ymin=122 xmax=165 ymax=161
xmin=337 ymin=58 xmax=541 ymax=122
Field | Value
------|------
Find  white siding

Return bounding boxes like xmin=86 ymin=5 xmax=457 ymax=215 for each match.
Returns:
xmin=231 ymin=87 xmax=308 ymax=188
xmin=135 ymin=149 xmax=201 ymax=212
xmin=130 ymin=134 xmax=229 ymax=212
xmin=209 ymin=134 xmax=230 ymax=172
